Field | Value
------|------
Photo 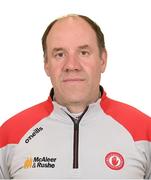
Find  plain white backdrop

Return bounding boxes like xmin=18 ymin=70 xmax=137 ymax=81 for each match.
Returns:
xmin=0 ymin=0 xmax=151 ymax=125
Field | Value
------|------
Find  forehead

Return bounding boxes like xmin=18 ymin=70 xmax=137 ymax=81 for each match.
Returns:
xmin=46 ymin=16 xmax=98 ymax=47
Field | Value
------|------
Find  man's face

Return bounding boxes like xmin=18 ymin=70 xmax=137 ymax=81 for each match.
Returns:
xmin=44 ymin=16 xmax=107 ymax=108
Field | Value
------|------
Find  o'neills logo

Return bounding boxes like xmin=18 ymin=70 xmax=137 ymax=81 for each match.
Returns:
xmin=25 ymin=127 xmax=43 ymax=143
xmin=23 ymin=156 xmax=57 ymax=169
xmin=105 ymin=152 xmax=124 ymax=170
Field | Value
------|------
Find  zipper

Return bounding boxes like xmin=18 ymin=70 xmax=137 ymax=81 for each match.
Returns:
xmin=65 ymin=107 xmax=88 ymax=169
xmin=73 ymin=122 xmax=79 ymax=168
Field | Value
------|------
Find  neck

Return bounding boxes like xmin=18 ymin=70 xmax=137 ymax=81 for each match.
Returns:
xmin=53 ymin=88 xmax=101 ymax=113
xmin=56 ymin=94 xmax=100 ymax=113
xmin=65 ymin=103 xmax=88 ymax=113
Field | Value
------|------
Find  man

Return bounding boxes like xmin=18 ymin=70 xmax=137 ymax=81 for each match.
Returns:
xmin=0 ymin=14 xmax=151 ymax=179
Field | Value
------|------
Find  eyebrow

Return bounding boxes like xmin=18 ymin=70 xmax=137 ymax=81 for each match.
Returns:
xmin=52 ymin=47 xmax=64 ymax=52
xmin=51 ymin=44 xmax=91 ymax=53
xmin=78 ymin=44 xmax=90 ymax=49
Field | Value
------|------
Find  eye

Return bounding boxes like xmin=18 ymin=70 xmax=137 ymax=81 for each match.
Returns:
xmin=54 ymin=51 xmax=65 ymax=59
xmin=80 ymin=50 xmax=90 ymax=56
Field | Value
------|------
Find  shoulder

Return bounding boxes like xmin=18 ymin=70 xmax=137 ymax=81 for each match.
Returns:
xmin=0 ymin=97 xmax=53 ymax=148
xmin=100 ymin=93 xmax=151 ymax=141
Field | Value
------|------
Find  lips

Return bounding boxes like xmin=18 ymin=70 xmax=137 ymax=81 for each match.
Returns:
xmin=63 ymin=78 xmax=85 ymax=82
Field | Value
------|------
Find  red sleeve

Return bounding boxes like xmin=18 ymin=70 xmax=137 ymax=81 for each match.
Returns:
xmin=0 ymin=97 xmax=53 ymax=148
xmin=101 ymin=93 xmax=151 ymax=141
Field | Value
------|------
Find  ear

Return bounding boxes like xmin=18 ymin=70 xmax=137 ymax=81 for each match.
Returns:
xmin=44 ymin=60 xmax=50 ymax=77
xmin=100 ymin=49 xmax=107 ymax=73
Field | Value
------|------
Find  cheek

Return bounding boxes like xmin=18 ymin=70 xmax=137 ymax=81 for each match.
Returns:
xmin=49 ymin=68 xmax=62 ymax=85
xmin=47 ymin=61 xmax=63 ymax=77
xmin=91 ymin=69 xmax=101 ymax=82
xmin=84 ymin=62 xmax=101 ymax=79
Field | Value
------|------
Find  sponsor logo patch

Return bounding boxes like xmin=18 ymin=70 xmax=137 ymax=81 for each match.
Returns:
xmin=23 ymin=156 xmax=57 ymax=169
xmin=105 ymin=152 xmax=124 ymax=170
xmin=24 ymin=157 xmax=33 ymax=169
xmin=25 ymin=127 xmax=43 ymax=143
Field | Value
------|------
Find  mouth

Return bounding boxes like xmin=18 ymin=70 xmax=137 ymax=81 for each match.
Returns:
xmin=63 ymin=78 xmax=85 ymax=83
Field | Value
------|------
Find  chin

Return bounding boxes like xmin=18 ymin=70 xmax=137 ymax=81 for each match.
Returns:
xmin=64 ymin=94 xmax=87 ymax=104
xmin=59 ymin=87 xmax=90 ymax=102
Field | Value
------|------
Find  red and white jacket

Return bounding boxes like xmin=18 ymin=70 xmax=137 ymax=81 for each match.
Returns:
xmin=0 ymin=86 xmax=151 ymax=179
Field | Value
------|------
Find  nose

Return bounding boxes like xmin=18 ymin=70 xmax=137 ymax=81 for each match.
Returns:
xmin=63 ymin=54 xmax=82 ymax=72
